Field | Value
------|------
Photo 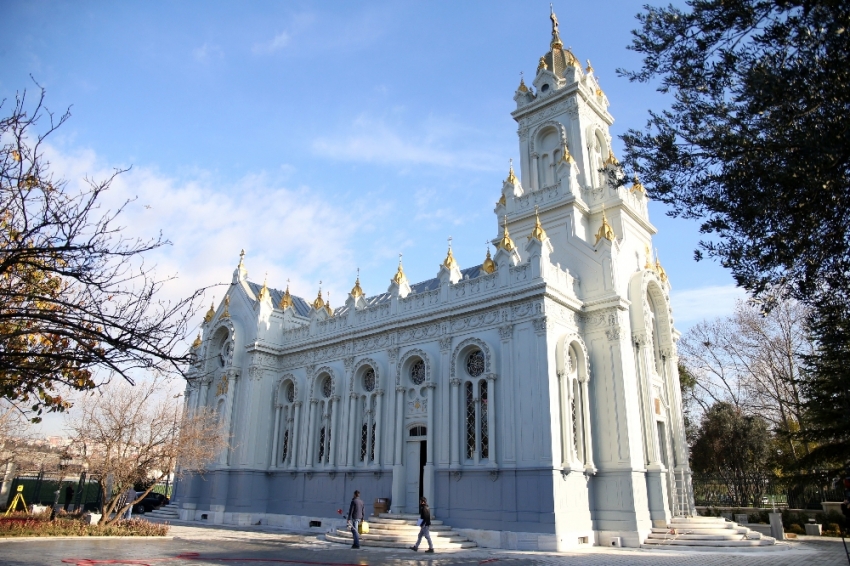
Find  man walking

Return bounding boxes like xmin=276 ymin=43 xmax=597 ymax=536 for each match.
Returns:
xmin=346 ymin=490 xmax=365 ymax=549
xmin=410 ymin=496 xmax=434 ymax=553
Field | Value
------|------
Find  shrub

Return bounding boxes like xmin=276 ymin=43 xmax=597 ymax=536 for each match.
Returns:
xmin=0 ymin=515 xmax=169 ymax=537
xmin=787 ymin=524 xmax=804 ymax=534
xmin=748 ymin=510 xmax=770 ymax=524
xmin=826 ymin=523 xmax=841 ymax=534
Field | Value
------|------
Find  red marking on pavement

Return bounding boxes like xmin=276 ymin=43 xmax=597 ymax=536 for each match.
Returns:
xmin=62 ymin=553 xmax=366 ymax=566
xmin=479 ymin=560 xmax=500 ymax=564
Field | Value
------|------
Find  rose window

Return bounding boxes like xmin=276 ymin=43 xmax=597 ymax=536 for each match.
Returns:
xmin=410 ymin=360 xmax=425 ymax=385
xmin=466 ymin=350 xmax=485 ymax=377
xmin=363 ymin=369 xmax=376 ymax=392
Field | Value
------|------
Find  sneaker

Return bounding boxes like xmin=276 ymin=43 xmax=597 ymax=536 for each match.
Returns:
xmin=410 ymin=546 xmax=418 ymax=551
xmin=425 ymin=548 xmax=435 ymax=553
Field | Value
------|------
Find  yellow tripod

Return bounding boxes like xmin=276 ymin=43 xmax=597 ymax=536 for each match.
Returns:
xmin=4 ymin=485 xmax=28 ymax=516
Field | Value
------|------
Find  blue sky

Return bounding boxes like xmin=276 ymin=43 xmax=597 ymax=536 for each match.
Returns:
xmin=1 ymin=1 xmax=744 ymax=391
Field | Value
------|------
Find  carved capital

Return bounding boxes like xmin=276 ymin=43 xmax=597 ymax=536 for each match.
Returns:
xmin=310 ymin=398 xmax=319 ymax=405
xmin=486 ymin=373 xmax=498 ymax=381
xmin=350 ymin=391 xmax=360 ymax=399
xmin=633 ymin=331 xmax=648 ymax=346
xmin=387 ymin=347 xmax=400 ymax=363
xmin=439 ymin=337 xmax=452 ymax=352
xmin=450 ymin=378 xmax=461 ymax=387
xmin=498 ymin=324 xmax=513 ymax=341
xmin=343 ymin=356 xmax=355 ymax=370
xmin=248 ymin=365 xmax=264 ymax=382
xmin=605 ymin=326 xmax=622 ymax=342
xmin=532 ymin=316 xmax=548 ymax=334
xmin=293 ymin=400 xmax=303 ymax=408
xmin=376 ymin=389 xmax=385 ymax=397
xmin=396 ymin=385 xmax=407 ymax=393
xmin=306 ymin=364 xmax=316 ymax=376
xmin=331 ymin=395 xmax=341 ymax=403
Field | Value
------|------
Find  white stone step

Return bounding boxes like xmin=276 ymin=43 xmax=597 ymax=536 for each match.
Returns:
xmin=372 ymin=514 xmax=444 ymax=526
xmin=643 ymin=537 xmax=777 ymax=547
xmin=651 ymin=526 xmax=750 ymax=535
xmin=333 ymin=527 xmax=466 ymax=543
xmin=643 ymin=516 xmax=776 ymax=548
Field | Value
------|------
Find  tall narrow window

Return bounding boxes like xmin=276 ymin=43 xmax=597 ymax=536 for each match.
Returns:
xmin=369 ymin=396 xmax=377 ymax=462
xmin=318 ymin=427 xmax=326 ymax=462
xmin=571 ymin=380 xmax=580 ymax=463
xmin=360 ymin=422 xmax=368 ymax=462
xmin=480 ymin=380 xmax=489 ymax=459
xmin=465 ymin=381 xmax=475 ymax=459
xmin=281 ymin=429 xmax=290 ymax=463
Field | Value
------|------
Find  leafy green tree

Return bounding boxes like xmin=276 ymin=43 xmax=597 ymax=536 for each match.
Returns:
xmin=691 ymin=402 xmax=773 ymax=475
xmin=797 ymin=300 xmax=850 ymax=469
xmin=678 ymin=362 xmax=699 ymax=446
xmin=620 ymin=1 xmax=850 ymax=308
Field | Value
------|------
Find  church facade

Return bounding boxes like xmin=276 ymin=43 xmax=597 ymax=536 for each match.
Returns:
xmin=177 ymin=9 xmax=695 ymax=550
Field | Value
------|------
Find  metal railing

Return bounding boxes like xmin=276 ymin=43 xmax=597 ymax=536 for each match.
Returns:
xmin=692 ymin=471 xmax=844 ymax=509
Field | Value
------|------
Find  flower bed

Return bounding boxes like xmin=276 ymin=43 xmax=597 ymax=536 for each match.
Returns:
xmin=0 ymin=511 xmax=169 ymax=537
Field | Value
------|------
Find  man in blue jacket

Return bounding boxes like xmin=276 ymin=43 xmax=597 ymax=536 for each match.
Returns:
xmin=346 ymin=490 xmax=365 ymax=549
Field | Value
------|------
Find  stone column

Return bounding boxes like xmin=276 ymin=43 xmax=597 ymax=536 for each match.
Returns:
xmin=341 ymin=356 xmax=355 ymax=465
xmin=391 ymin=385 xmax=406 ymax=513
xmin=449 ymin=378 xmax=460 ymax=468
xmin=373 ymin=390 xmax=384 ymax=466
xmin=270 ymin=405 xmax=281 ymax=469
xmin=498 ymin=323 xmax=515 ymax=464
xmin=531 ymin=153 xmax=540 ymax=190
xmin=305 ymin=399 xmax=318 ymax=469
xmin=347 ymin=392 xmax=358 ymax=468
xmin=580 ymin=378 xmax=594 ymax=468
xmin=423 ymin=381 xmax=436 ymax=517
xmin=291 ymin=401 xmax=302 ymax=468
xmin=329 ymin=396 xmax=340 ymax=467
xmin=486 ymin=374 xmax=497 ymax=468
xmin=438 ymin=336 xmax=452 ymax=465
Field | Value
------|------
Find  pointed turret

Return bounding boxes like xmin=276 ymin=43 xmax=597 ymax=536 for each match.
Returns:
xmin=528 ymin=206 xmax=548 ymax=242
xmin=203 ymin=300 xmax=216 ymax=324
xmin=279 ymin=282 xmax=293 ymax=309
xmin=481 ymin=247 xmax=496 ymax=274
xmin=594 ymin=207 xmax=616 ymax=245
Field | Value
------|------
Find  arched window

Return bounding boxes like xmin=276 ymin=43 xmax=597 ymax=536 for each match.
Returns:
xmin=355 ymin=364 xmax=380 ymax=466
xmin=559 ymin=341 xmax=592 ymax=468
xmin=275 ymin=379 xmax=298 ymax=468
xmin=359 ymin=394 xmax=377 ymax=464
xmin=463 ymin=349 xmax=489 ymax=462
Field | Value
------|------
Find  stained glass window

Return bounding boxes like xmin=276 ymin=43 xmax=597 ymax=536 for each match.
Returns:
xmin=370 ymin=422 xmax=376 ymax=462
xmin=410 ymin=360 xmax=425 ymax=385
xmin=318 ymin=426 xmax=326 ymax=462
xmin=465 ymin=381 xmax=475 ymax=459
xmin=480 ymin=380 xmax=489 ymax=459
xmin=360 ymin=423 xmax=368 ymax=462
xmin=281 ymin=430 xmax=289 ymax=463
xmin=466 ymin=350 xmax=485 ymax=377
xmin=286 ymin=382 xmax=295 ymax=403
xmin=363 ymin=369 xmax=376 ymax=392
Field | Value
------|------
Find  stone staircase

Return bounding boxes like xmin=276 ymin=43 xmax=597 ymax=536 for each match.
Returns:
xmin=145 ymin=502 xmax=180 ymax=521
xmin=643 ymin=516 xmax=777 ymax=548
xmin=325 ymin=513 xmax=477 ymax=549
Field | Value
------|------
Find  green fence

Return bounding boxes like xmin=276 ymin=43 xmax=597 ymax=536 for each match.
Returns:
xmin=692 ymin=472 xmax=844 ymax=509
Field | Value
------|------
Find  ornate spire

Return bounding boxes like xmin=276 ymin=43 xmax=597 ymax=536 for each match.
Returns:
xmin=481 ymin=246 xmax=496 ymax=274
xmin=392 ymin=254 xmax=407 ymax=285
xmin=528 ymin=206 xmax=548 ymax=241
xmin=655 ymin=251 xmax=668 ymax=283
xmin=594 ymin=206 xmax=616 ymax=245
xmin=203 ymin=299 xmax=215 ymax=324
xmin=549 ymin=4 xmax=563 ymax=49
xmin=325 ymin=292 xmax=333 ymax=316
xmin=517 ymin=74 xmax=529 ymax=93
xmin=238 ymin=249 xmax=245 ymax=270
xmin=191 ymin=332 xmax=202 ymax=349
xmin=279 ymin=280 xmax=293 ymax=309
xmin=505 ymin=158 xmax=518 ymax=184
xmin=222 ymin=295 xmax=230 ymax=319
xmin=604 ymin=148 xmax=619 ymax=166
xmin=497 ymin=193 xmax=506 ymax=207
xmin=443 ymin=237 xmax=459 ymax=270
xmin=497 ymin=215 xmax=516 ymax=252
xmin=630 ymin=175 xmax=646 ymax=195
xmin=585 ymin=59 xmax=594 ymax=74
xmin=350 ymin=269 xmax=364 ymax=298
xmin=312 ymin=282 xmax=325 ymax=310
xmin=258 ymin=273 xmax=269 ymax=301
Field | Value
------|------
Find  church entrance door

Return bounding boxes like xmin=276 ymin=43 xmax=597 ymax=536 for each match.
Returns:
xmin=405 ymin=440 xmax=426 ymax=514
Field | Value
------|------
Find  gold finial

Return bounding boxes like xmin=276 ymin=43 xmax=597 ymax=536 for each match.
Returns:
xmin=238 ymin=249 xmax=245 ymax=268
xmin=203 ymin=299 xmax=216 ymax=323
xmin=443 ymin=237 xmax=459 ymax=270
xmin=655 ymin=250 xmax=668 ymax=283
xmin=312 ymin=282 xmax=325 ymax=310
xmin=537 ymin=56 xmax=548 ymax=72
xmin=585 ymin=59 xmax=594 ymax=74
xmin=549 ymin=4 xmax=563 ymax=49
xmin=325 ymin=292 xmax=333 ymax=315
xmin=644 ymin=244 xmax=654 ymax=270
xmin=559 ymin=141 xmax=575 ymax=164
xmin=350 ymin=269 xmax=364 ymax=298
xmin=258 ymin=273 xmax=269 ymax=301
xmin=191 ymin=332 xmax=202 ymax=349
xmin=497 ymin=215 xmax=516 ymax=252
xmin=392 ymin=254 xmax=407 ymax=285
xmin=482 ymin=245 xmax=496 ymax=274
xmin=594 ymin=206 xmax=616 ymax=245
xmin=528 ymin=206 xmax=548 ymax=241
xmin=518 ymin=75 xmax=528 ymax=93
xmin=630 ymin=174 xmax=646 ymax=195
xmin=497 ymin=193 xmax=506 ymax=207
xmin=222 ymin=295 xmax=230 ymax=318
xmin=279 ymin=279 xmax=293 ymax=309
xmin=506 ymin=158 xmax=518 ymax=184
xmin=604 ymin=148 xmax=619 ymax=166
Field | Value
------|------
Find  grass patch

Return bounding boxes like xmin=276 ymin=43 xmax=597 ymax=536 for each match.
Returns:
xmin=0 ymin=511 xmax=169 ymax=537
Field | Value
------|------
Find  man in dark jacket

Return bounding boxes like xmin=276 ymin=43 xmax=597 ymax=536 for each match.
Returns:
xmin=346 ymin=490 xmax=365 ymax=549
xmin=410 ymin=497 xmax=434 ymax=553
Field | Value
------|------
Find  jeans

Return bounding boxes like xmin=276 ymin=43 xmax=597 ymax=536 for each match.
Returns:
xmin=414 ymin=525 xmax=433 ymax=549
xmin=350 ymin=519 xmax=360 ymax=547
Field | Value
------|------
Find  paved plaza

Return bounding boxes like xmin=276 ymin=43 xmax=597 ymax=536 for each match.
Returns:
xmin=1 ymin=523 xmax=849 ymax=566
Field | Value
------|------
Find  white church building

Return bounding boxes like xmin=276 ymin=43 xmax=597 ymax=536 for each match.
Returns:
xmin=177 ymin=9 xmax=695 ymax=550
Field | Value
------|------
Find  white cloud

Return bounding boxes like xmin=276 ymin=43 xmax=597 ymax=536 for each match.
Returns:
xmin=252 ymin=32 xmax=291 ymax=54
xmin=42 ymin=145 xmax=385 ymax=330
xmin=670 ymin=284 xmax=748 ymax=329
xmin=192 ymin=42 xmax=223 ymax=63
xmin=312 ymin=115 xmax=498 ymax=171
